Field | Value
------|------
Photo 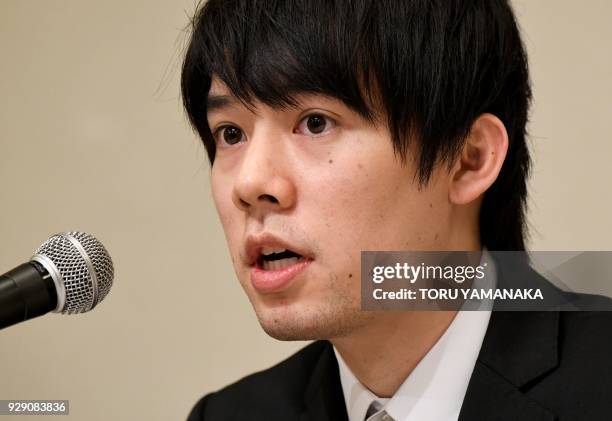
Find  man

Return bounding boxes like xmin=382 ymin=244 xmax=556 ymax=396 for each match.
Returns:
xmin=182 ymin=1 xmax=612 ymax=420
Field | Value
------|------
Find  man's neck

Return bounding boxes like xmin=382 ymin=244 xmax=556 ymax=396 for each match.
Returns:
xmin=331 ymin=310 xmax=458 ymax=398
xmin=333 ymin=232 xmax=481 ymax=398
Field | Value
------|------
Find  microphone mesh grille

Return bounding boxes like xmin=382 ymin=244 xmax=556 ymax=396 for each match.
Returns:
xmin=35 ymin=232 xmax=114 ymax=314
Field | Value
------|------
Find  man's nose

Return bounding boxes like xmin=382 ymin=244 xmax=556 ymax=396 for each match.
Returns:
xmin=231 ymin=130 xmax=296 ymax=214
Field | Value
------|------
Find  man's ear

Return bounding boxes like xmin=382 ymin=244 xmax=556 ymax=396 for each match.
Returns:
xmin=448 ymin=113 xmax=508 ymax=205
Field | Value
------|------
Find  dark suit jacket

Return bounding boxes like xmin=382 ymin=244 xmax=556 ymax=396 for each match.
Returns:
xmin=188 ymin=262 xmax=612 ymax=420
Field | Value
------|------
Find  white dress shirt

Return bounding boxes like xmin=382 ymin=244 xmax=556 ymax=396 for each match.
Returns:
xmin=334 ymin=250 xmax=496 ymax=421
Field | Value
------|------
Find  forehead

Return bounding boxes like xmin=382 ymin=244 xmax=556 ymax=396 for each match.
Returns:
xmin=208 ymin=77 xmax=230 ymax=97
xmin=206 ymin=76 xmax=343 ymax=116
xmin=206 ymin=76 xmax=384 ymax=125
xmin=206 ymin=76 xmax=284 ymax=114
xmin=206 ymin=77 xmax=244 ymax=115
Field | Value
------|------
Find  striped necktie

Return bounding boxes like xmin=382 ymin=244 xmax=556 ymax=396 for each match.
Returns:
xmin=364 ymin=400 xmax=396 ymax=421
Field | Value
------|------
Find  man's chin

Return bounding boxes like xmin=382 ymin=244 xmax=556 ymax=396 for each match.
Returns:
xmin=259 ymin=322 xmax=318 ymax=341
xmin=252 ymin=303 xmax=371 ymax=342
xmin=255 ymin=309 xmax=325 ymax=341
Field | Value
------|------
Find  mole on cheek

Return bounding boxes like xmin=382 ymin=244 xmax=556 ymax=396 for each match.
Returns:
xmin=349 ymin=273 xmax=353 ymax=278
xmin=329 ymin=159 xmax=333 ymax=164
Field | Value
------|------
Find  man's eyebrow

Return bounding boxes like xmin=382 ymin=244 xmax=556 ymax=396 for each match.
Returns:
xmin=206 ymin=94 xmax=237 ymax=113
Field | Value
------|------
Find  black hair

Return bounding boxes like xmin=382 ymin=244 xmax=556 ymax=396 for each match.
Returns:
xmin=181 ymin=0 xmax=532 ymax=251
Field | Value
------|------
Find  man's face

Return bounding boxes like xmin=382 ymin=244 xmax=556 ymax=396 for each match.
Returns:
xmin=208 ymin=78 xmax=453 ymax=340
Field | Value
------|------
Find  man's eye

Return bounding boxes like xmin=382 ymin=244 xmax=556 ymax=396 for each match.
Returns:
xmin=216 ymin=125 xmax=244 ymax=145
xmin=296 ymin=114 xmax=335 ymax=136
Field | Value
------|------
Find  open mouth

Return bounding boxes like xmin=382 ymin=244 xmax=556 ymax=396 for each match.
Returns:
xmin=257 ymin=248 xmax=305 ymax=271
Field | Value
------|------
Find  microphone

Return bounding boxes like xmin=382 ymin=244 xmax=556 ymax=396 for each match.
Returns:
xmin=0 ymin=231 xmax=114 ymax=330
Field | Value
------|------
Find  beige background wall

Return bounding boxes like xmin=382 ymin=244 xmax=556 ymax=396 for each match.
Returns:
xmin=0 ymin=1 xmax=610 ymax=420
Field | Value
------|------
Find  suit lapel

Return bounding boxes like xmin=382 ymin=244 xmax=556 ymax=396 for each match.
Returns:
xmin=460 ymin=360 xmax=556 ymax=421
xmin=460 ymin=281 xmax=560 ymax=421
xmin=301 ymin=341 xmax=349 ymax=421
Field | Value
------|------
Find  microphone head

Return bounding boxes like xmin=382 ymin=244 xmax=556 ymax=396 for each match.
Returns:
xmin=31 ymin=232 xmax=114 ymax=314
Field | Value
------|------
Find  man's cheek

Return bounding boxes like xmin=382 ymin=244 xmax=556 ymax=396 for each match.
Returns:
xmin=218 ymin=208 xmax=242 ymax=240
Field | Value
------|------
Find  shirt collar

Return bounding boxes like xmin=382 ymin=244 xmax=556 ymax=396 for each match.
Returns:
xmin=334 ymin=249 xmax=496 ymax=421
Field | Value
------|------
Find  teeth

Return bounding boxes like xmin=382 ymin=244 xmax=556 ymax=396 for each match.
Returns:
xmin=262 ymin=257 xmax=300 ymax=271
xmin=261 ymin=247 xmax=288 ymax=256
